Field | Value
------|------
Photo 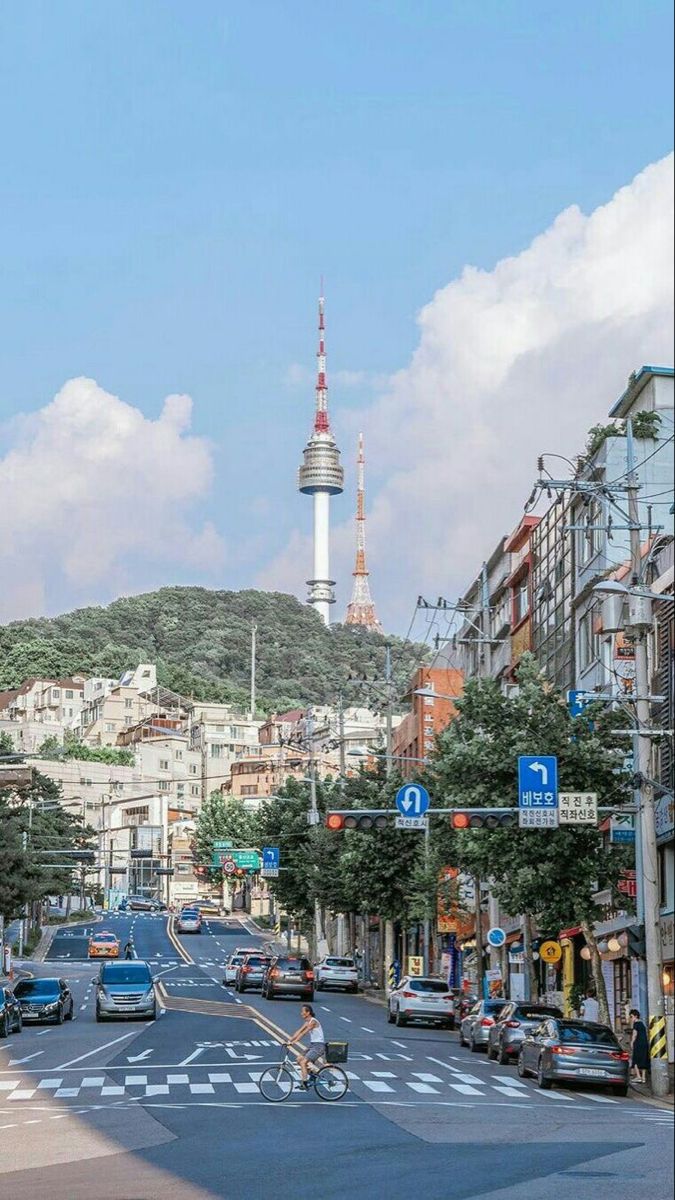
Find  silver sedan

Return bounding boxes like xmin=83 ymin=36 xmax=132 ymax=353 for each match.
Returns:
xmin=518 ymin=1017 xmax=630 ymax=1095
xmin=459 ymin=999 xmax=507 ymax=1051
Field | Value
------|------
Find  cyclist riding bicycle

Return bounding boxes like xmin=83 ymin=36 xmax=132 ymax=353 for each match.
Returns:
xmin=286 ymin=1004 xmax=326 ymax=1090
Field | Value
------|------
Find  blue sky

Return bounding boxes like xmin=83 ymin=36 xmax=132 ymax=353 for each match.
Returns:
xmin=1 ymin=2 xmax=673 ymax=628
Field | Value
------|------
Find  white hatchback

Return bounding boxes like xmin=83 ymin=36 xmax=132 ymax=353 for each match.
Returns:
xmin=387 ymin=977 xmax=456 ymax=1029
xmin=315 ymin=956 xmax=359 ymax=993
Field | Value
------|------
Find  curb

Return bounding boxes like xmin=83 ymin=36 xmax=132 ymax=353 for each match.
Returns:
xmin=31 ymin=913 xmax=102 ymax=963
xmin=359 ymin=989 xmax=388 ymax=1008
xmin=628 ymin=1083 xmax=674 ymax=1111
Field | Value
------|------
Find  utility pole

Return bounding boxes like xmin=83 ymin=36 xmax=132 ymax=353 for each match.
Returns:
xmin=480 ymin=561 xmax=503 ymax=989
xmin=250 ymin=623 xmax=257 ymax=719
xmin=383 ymin=645 xmax=399 ymax=980
xmin=624 ymin=418 xmax=668 ymax=1097
xmin=474 ymin=876 xmax=484 ymax=1000
xmin=306 ymin=710 xmax=326 ymax=959
xmin=384 ymin=644 xmax=394 ymax=778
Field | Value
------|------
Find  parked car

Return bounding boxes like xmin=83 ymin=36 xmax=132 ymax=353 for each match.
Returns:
xmin=0 ymin=986 xmax=23 ymax=1037
xmin=13 ymin=977 xmax=74 ymax=1024
xmin=387 ymin=976 xmax=456 ymax=1029
xmin=314 ymin=956 xmax=359 ymax=993
xmin=262 ymin=956 xmax=314 ymax=1000
xmin=518 ymin=1018 xmax=630 ymax=1095
xmin=94 ymin=960 xmax=157 ymax=1022
xmin=234 ymin=953 xmax=272 ymax=993
xmin=459 ymin=999 xmax=507 ymax=1051
xmin=88 ymin=930 xmax=121 ymax=959
xmin=487 ymin=1002 xmax=564 ymax=1064
xmin=176 ymin=909 xmax=202 ymax=934
xmin=127 ymin=896 xmax=158 ymax=912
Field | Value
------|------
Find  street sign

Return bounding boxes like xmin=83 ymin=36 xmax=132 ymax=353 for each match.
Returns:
xmin=214 ymin=840 xmax=233 ymax=850
xmin=407 ymin=955 xmax=424 ymax=977
xmin=518 ymin=808 xmax=559 ymax=829
xmin=230 ymin=850 xmax=261 ymax=870
xmin=539 ymin=940 xmax=562 ymax=964
xmin=261 ymin=847 xmax=280 ymax=878
xmin=558 ymin=792 xmax=598 ymax=825
xmin=610 ymin=813 xmax=636 ymax=844
xmin=395 ymin=783 xmax=430 ymax=819
xmin=486 ymin=968 xmax=503 ymax=982
xmin=567 ymin=690 xmax=589 ymax=717
xmin=395 ymin=815 xmax=428 ymax=831
xmin=487 ymin=927 xmax=506 ymax=948
xmin=518 ymin=755 xmax=558 ymax=810
xmin=222 ymin=860 xmax=236 ymax=875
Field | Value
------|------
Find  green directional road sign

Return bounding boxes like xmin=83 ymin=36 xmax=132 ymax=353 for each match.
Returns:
xmin=212 ymin=849 xmax=261 ymax=870
xmin=213 ymin=839 xmax=233 ymax=850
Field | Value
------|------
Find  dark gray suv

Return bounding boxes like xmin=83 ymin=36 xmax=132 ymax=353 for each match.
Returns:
xmin=94 ymin=960 xmax=157 ymax=1021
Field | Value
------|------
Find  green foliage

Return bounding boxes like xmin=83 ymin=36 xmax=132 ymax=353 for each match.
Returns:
xmin=579 ymin=411 xmax=662 ymax=468
xmin=35 ymin=736 xmax=135 ymax=766
xmin=0 ymin=771 xmax=97 ymax=920
xmin=0 ymin=731 xmax=15 ymax=756
xmin=193 ymin=793 xmax=261 ymax=885
xmin=0 ymin=587 xmax=424 ymax=711
xmin=426 ymin=655 xmax=632 ymax=929
xmin=631 ymin=409 xmax=661 ymax=439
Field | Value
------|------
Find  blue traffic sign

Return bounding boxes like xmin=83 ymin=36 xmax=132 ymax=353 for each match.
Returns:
xmin=262 ymin=847 xmax=280 ymax=869
xmin=487 ymin=927 xmax=506 ymax=948
xmin=518 ymin=756 xmax=558 ymax=809
xmin=567 ymin=690 xmax=589 ymax=718
xmin=395 ymin=783 xmax=430 ymax=818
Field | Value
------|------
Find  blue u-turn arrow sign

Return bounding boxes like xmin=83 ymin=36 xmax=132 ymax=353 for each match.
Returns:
xmin=395 ymin=783 xmax=431 ymax=818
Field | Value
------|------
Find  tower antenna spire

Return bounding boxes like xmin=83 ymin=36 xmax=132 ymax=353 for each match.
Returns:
xmin=345 ymin=433 xmax=383 ymax=633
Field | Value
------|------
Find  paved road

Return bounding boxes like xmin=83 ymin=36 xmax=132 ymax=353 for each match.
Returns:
xmin=1 ymin=912 xmax=671 ymax=1199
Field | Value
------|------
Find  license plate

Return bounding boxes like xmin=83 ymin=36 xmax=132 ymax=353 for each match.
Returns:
xmin=578 ymin=1068 xmax=605 ymax=1076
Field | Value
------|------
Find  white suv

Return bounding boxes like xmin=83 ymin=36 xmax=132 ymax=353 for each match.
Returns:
xmin=315 ymin=956 xmax=359 ymax=993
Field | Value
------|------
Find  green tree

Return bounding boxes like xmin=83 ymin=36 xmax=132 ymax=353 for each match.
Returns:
xmin=427 ymin=655 xmax=633 ymax=1019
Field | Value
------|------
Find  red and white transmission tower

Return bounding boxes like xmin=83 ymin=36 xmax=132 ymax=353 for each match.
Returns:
xmin=345 ymin=433 xmax=382 ymax=633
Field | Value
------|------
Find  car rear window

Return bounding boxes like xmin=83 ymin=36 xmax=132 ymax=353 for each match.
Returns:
xmin=514 ymin=1006 xmax=563 ymax=1020
xmin=229 ymin=955 xmax=245 ymax=965
xmin=276 ymin=958 xmax=310 ymax=970
xmin=96 ymin=934 xmax=117 ymax=941
xmin=325 ymin=958 xmax=355 ymax=968
xmin=485 ymin=1000 xmax=507 ymax=1012
xmin=244 ymin=956 xmax=269 ymax=966
xmin=14 ymin=979 xmax=60 ymax=997
xmin=410 ymin=980 xmax=449 ymax=994
xmin=100 ymin=965 xmax=151 ymax=984
xmin=558 ymin=1022 xmax=618 ymax=1046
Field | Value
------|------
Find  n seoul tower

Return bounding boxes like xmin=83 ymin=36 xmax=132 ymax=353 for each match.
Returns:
xmin=298 ymin=293 xmax=344 ymax=626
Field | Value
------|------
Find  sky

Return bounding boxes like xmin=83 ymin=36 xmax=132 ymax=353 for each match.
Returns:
xmin=0 ymin=2 xmax=673 ymax=630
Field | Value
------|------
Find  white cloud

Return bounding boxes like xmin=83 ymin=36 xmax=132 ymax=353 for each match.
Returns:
xmin=263 ymin=154 xmax=675 ymax=629
xmin=0 ymin=377 xmax=226 ymax=621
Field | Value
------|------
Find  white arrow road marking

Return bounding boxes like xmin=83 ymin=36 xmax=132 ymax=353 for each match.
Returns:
xmin=8 ymin=1052 xmax=44 ymax=1066
xmin=224 ymin=1049 xmax=261 ymax=1061
xmin=530 ymin=761 xmax=549 ymax=785
xmin=178 ymin=1048 xmax=205 ymax=1066
xmin=126 ymin=1049 xmax=155 ymax=1063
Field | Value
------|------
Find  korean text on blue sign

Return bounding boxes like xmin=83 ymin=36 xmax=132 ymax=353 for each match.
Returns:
xmin=518 ymin=755 xmax=559 ymax=809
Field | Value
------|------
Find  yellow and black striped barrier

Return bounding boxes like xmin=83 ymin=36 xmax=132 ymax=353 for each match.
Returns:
xmin=649 ymin=1015 xmax=668 ymax=1060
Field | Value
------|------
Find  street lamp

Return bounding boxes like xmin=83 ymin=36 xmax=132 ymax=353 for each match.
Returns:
xmin=347 ymin=747 xmax=430 ymax=764
xmin=413 ymin=686 xmax=458 ymax=702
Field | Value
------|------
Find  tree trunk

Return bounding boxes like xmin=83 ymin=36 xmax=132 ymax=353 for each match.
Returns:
xmin=64 ymin=892 xmax=72 ymax=920
xmin=384 ymin=920 xmax=395 ymax=991
xmin=580 ymin=918 xmax=611 ymax=1026
xmin=524 ymin=913 xmax=539 ymax=1000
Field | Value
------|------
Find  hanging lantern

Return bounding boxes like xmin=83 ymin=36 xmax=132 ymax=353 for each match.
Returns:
xmin=607 ymin=936 xmax=622 ymax=953
xmin=580 ymin=946 xmax=592 ymax=960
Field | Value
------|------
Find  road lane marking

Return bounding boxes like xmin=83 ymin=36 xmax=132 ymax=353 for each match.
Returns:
xmin=233 ymin=1082 xmax=258 ymax=1093
xmin=413 ymin=1073 xmax=442 ymax=1083
xmin=407 ymin=1082 xmax=439 ymax=1094
xmin=179 ymin=1049 xmax=205 ymax=1066
xmin=362 ymin=1080 xmax=395 ymax=1093
xmin=391 ymin=1041 xmax=407 ymax=1049
xmin=8 ymin=1090 xmax=36 ymax=1101
xmin=491 ymin=1075 xmax=526 ymax=1086
xmin=101 ymin=1087 xmax=124 ymax=1095
xmin=190 ymin=1083 xmax=215 ymax=1094
xmin=124 ymin=1075 xmax=148 ymax=1086
xmin=448 ymin=1084 xmax=482 ymax=1095
xmin=575 ymin=1092 xmax=617 ymax=1103
xmin=339 ymin=1017 xmax=352 ymax=1023
xmin=56 ymin=1031 xmax=136 ymax=1068
xmin=37 ymin=1079 xmax=63 ymax=1089
xmin=167 ymin=1075 xmax=190 ymax=1084
xmin=494 ymin=1086 xmax=531 ymax=1098
xmin=81 ymin=1077 xmax=105 ymax=1087
xmin=372 ymin=1072 xmax=396 ymax=1078
xmin=362 ymin=1027 xmax=375 ymax=1033
xmin=146 ymin=1085 xmax=170 ymax=1095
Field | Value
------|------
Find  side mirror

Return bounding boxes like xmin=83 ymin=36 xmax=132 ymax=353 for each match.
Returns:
xmin=91 ymin=977 xmax=98 ymax=985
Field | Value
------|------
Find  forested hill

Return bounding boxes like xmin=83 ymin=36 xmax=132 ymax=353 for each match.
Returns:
xmin=0 ymin=587 xmax=427 ymax=712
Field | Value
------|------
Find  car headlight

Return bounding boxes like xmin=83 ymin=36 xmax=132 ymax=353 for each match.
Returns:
xmin=44 ymin=1001 xmax=59 ymax=1012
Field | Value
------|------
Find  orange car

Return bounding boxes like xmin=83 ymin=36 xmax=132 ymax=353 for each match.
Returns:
xmin=88 ymin=931 xmax=120 ymax=958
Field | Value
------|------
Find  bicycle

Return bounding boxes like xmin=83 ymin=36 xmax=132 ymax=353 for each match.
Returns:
xmin=258 ymin=1046 xmax=349 ymax=1103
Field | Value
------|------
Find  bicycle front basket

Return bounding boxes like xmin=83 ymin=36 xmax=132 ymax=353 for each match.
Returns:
xmin=325 ymin=1040 xmax=348 ymax=1063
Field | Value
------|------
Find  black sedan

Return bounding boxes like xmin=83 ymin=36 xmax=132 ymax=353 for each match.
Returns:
xmin=0 ymin=987 xmax=23 ymax=1037
xmin=13 ymin=977 xmax=74 ymax=1024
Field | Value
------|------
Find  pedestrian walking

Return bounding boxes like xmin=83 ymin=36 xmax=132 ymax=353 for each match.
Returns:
xmin=629 ymin=1009 xmax=649 ymax=1084
xmin=124 ymin=941 xmax=134 ymax=960
xmin=580 ymin=991 xmax=600 ymax=1022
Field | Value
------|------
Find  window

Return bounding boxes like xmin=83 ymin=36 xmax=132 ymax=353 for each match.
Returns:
xmin=190 ymin=785 xmax=200 ymax=796
xmin=65 ymin=690 xmax=74 ymax=699
xmin=125 ymin=698 xmax=133 ymax=709
xmin=159 ymin=759 xmax=170 ymax=770
xmin=175 ymin=750 xmax=183 ymax=760
xmin=52 ymin=688 xmax=61 ymax=698
xmin=579 ymin=500 xmax=602 ymax=565
xmin=158 ymin=781 xmax=170 ymax=792
xmin=579 ymin=610 xmax=600 ymax=672
xmin=240 ymin=785 xmax=258 ymax=795
xmin=105 ymin=723 xmax=115 ymax=732
xmin=513 ymin=578 xmax=529 ymax=625
xmin=189 ymin=764 xmax=198 ymax=775
xmin=424 ymin=696 xmax=434 ymax=706
xmin=124 ymin=716 xmax=133 ymax=726
xmin=210 ymin=744 xmax=223 ymax=759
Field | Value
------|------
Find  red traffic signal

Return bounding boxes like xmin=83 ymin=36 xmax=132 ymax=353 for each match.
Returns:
xmin=450 ymin=810 xmax=517 ymax=830
xmin=325 ymin=811 xmax=389 ymax=832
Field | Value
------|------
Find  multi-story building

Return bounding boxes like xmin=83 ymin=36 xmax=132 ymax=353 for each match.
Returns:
xmin=502 ymin=516 xmax=541 ymax=682
xmin=456 ymin=538 xmax=512 ymax=685
xmin=392 ymin=659 xmax=463 ymax=773
xmin=118 ymin=717 xmax=203 ymax=814
xmin=76 ymin=664 xmax=163 ymax=746
xmin=188 ymin=702 xmax=264 ymax=801
xmin=530 ymin=495 xmax=575 ymax=692
xmin=0 ymin=676 xmax=85 ymax=749
xmin=223 ymin=745 xmax=311 ymax=805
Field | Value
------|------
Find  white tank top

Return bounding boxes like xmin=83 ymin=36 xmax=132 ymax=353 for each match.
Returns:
xmin=309 ymin=1020 xmax=325 ymax=1043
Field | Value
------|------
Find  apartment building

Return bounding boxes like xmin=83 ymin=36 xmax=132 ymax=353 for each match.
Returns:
xmin=188 ymin=702 xmax=264 ymax=800
xmin=0 ymin=676 xmax=85 ymax=748
xmin=223 ymin=744 xmax=310 ymax=805
xmin=76 ymin=664 xmax=161 ymax=746
xmin=392 ymin=658 xmax=463 ymax=774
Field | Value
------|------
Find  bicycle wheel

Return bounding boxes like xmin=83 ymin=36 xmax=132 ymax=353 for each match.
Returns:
xmin=258 ymin=1065 xmax=294 ymax=1102
xmin=315 ymin=1065 xmax=348 ymax=1101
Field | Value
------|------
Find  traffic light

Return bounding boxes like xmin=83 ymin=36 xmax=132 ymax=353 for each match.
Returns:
xmin=73 ymin=850 xmax=97 ymax=862
xmin=130 ymin=849 xmax=150 ymax=859
xmin=325 ymin=811 xmax=389 ymax=832
xmin=627 ymin=924 xmax=646 ymax=957
xmin=450 ymin=810 xmax=517 ymax=830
